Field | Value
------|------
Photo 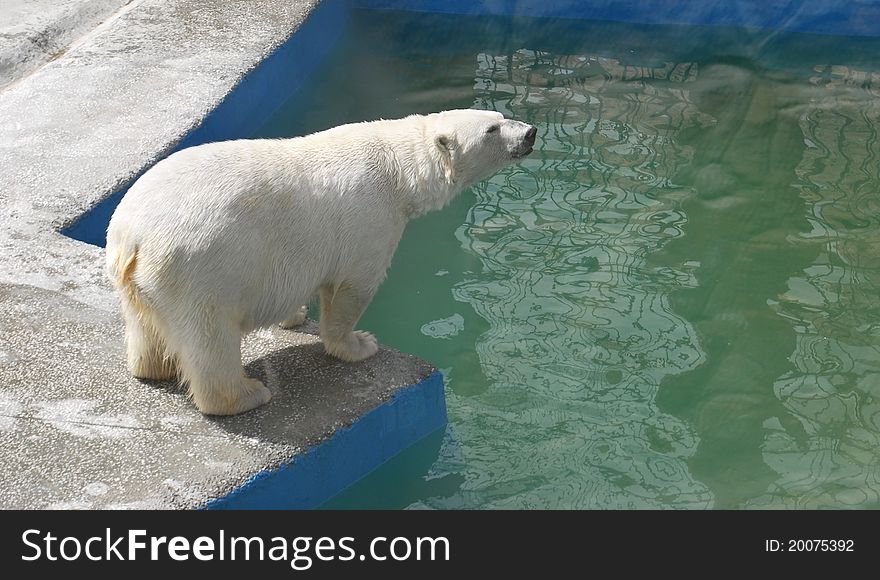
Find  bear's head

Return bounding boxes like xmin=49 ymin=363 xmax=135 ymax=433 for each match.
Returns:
xmin=430 ymin=109 xmax=537 ymax=186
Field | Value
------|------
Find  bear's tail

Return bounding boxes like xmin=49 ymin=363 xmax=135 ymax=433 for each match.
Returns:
xmin=106 ymin=240 xmax=144 ymax=310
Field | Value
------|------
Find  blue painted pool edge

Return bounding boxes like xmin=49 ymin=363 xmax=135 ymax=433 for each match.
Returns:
xmin=175 ymin=0 xmax=352 ymax=151
xmin=356 ymin=0 xmax=880 ymax=37
xmin=205 ymin=371 xmax=447 ymax=509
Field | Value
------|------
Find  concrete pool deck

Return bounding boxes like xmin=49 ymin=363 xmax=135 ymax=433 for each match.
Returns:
xmin=0 ymin=0 xmax=444 ymax=509
xmin=0 ymin=0 xmax=132 ymax=90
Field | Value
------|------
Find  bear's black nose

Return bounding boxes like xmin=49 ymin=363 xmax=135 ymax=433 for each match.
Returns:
xmin=525 ymin=125 xmax=537 ymax=146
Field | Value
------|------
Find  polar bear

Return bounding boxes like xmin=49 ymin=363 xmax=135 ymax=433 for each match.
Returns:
xmin=105 ymin=109 xmax=537 ymax=415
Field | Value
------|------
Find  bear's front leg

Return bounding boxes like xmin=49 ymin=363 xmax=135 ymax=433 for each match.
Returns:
xmin=319 ymin=282 xmax=379 ymax=362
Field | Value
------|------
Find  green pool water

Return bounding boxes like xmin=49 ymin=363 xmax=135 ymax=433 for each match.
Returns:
xmin=256 ymin=10 xmax=880 ymax=509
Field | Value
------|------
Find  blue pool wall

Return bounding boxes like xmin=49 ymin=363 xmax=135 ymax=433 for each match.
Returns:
xmin=207 ymin=372 xmax=447 ymax=509
xmin=356 ymin=0 xmax=880 ymax=37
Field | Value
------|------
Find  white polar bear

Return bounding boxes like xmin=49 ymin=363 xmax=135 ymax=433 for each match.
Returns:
xmin=105 ymin=109 xmax=537 ymax=415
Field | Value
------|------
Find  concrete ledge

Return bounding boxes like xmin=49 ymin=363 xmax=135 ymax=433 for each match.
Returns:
xmin=207 ymin=372 xmax=445 ymax=509
xmin=0 ymin=0 xmax=447 ymax=509
xmin=0 ymin=0 xmax=132 ymax=90
xmin=0 ymin=283 xmax=440 ymax=509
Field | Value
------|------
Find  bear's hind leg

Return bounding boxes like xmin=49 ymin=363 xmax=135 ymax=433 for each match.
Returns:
xmin=121 ymin=296 xmax=177 ymax=381
xmin=319 ymin=283 xmax=378 ymax=362
xmin=167 ymin=313 xmax=271 ymax=415
xmin=279 ymin=305 xmax=308 ymax=329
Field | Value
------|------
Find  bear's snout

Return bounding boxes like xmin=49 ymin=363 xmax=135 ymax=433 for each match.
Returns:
xmin=511 ymin=123 xmax=537 ymax=159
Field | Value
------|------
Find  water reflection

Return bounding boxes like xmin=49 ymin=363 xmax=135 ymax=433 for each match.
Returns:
xmin=422 ymin=49 xmax=713 ymax=508
xmin=752 ymin=66 xmax=880 ymax=508
xmin=258 ymin=12 xmax=880 ymax=509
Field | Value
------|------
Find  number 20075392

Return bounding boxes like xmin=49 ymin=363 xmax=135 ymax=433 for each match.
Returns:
xmin=765 ymin=540 xmax=854 ymax=552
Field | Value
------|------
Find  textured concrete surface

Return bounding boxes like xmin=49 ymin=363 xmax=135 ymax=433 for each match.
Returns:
xmin=0 ymin=284 xmax=432 ymax=509
xmin=0 ymin=0 xmax=132 ymax=90
xmin=0 ymin=0 xmax=437 ymax=509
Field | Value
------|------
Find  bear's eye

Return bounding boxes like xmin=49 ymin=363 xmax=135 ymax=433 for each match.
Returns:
xmin=486 ymin=125 xmax=499 ymax=134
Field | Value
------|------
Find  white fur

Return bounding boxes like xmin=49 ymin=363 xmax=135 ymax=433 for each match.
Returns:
xmin=105 ymin=109 xmax=535 ymax=415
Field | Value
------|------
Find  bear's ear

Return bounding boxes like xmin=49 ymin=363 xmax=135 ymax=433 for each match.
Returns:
xmin=435 ymin=134 xmax=455 ymax=184
xmin=435 ymin=134 xmax=455 ymax=152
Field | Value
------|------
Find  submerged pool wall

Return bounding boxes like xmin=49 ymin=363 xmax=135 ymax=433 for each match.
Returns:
xmin=65 ymin=1 xmax=880 ymax=248
xmin=357 ymin=0 xmax=880 ymax=37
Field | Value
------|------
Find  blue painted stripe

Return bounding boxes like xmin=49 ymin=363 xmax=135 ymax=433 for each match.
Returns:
xmin=63 ymin=0 xmax=352 ymax=247
xmin=206 ymin=371 xmax=447 ymax=509
xmin=176 ymin=0 xmax=352 ymax=149
xmin=356 ymin=0 xmax=880 ymax=37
